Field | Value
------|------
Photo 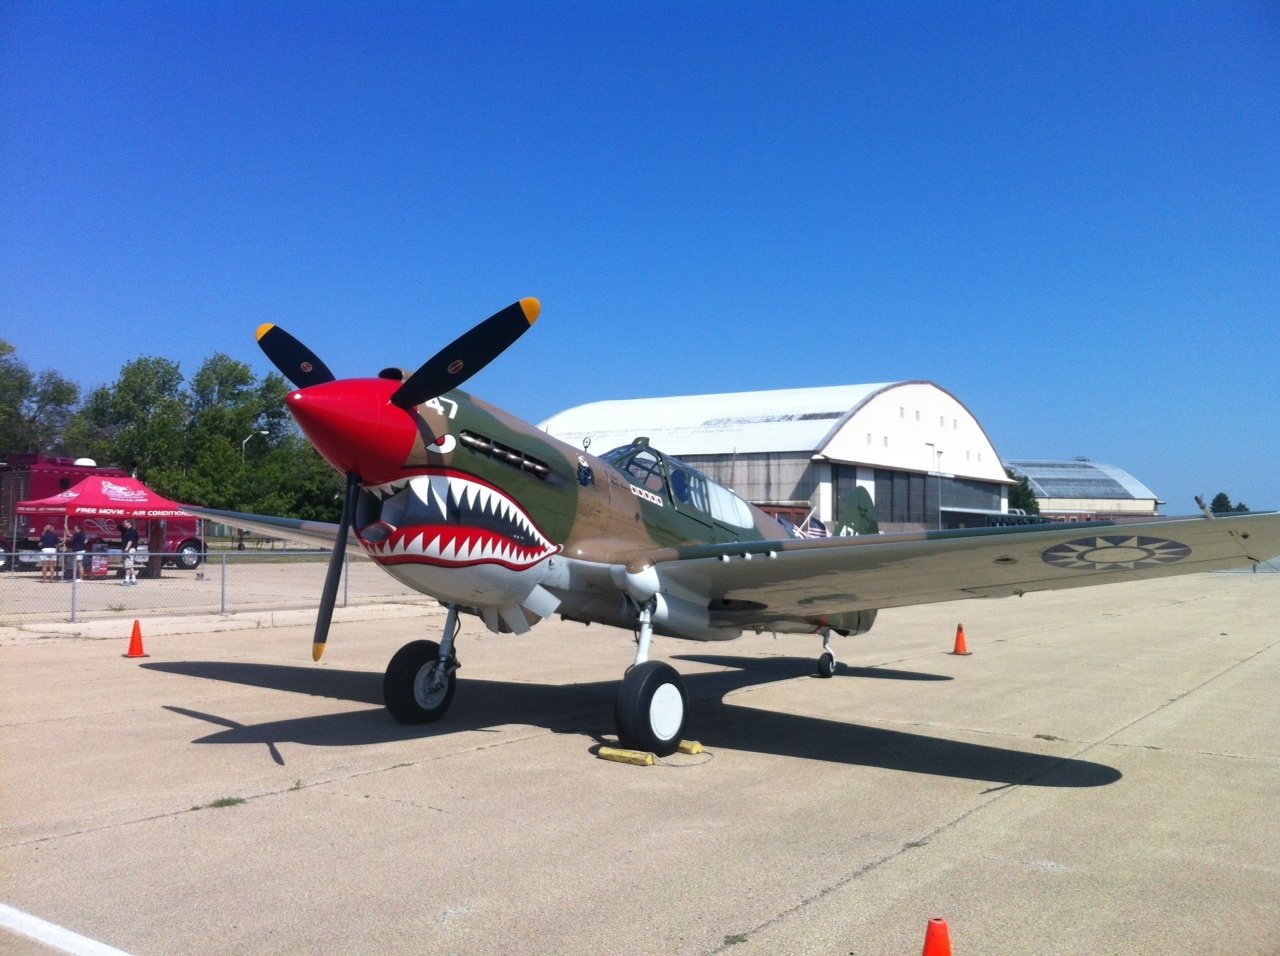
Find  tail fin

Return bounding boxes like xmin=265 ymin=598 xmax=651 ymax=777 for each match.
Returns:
xmin=834 ymin=486 xmax=879 ymax=536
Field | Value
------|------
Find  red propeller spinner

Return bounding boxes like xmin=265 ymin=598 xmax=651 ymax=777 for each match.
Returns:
xmin=286 ymin=378 xmax=419 ymax=485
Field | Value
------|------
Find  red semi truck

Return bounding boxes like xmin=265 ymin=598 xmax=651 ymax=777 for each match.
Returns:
xmin=0 ymin=454 xmax=204 ymax=572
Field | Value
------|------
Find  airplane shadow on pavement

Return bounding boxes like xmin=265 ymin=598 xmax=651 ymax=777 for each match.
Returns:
xmin=142 ymin=655 xmax=1121 ymax=788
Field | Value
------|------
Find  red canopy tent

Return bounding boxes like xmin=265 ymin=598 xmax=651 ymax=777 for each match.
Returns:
xmin=15 ymin=476 xmax=199 ymax=577
xmin=16 ymin=475 xmax=190 ymax=519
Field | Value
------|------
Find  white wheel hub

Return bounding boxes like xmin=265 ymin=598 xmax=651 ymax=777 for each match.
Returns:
xmin=414 ymin=662 xmax=449 ymax=709
xmin=648 ymin=682 xmax=684 ymax=741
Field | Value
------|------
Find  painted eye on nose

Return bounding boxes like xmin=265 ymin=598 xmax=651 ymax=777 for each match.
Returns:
xmin=431 ymin=434 xmax=457 ymax=455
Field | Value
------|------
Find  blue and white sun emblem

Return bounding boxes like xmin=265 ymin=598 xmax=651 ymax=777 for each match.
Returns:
xmin=1041 ymin=535 xmax=1191 ymax=572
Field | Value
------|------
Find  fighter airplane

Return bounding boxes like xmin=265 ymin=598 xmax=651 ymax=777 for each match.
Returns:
xmin=193 ymin=298 xmax=1280 ymax=756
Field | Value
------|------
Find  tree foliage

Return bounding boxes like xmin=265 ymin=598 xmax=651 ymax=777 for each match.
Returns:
xmin=1005 ymin=468 xmax=1041 ymax=515
xmin=0 ymin=340 xmax=81 ymax=455
xmin=5 ymin=342 xmax=343 ymax=521
xmin=1209 ymin=492 xmax=1249 ymax=514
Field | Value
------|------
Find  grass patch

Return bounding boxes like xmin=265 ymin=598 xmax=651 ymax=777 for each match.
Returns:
xmin=1034 ymin=733 xmax=1065 ymax=741
xmin=903 ymin=839 xmax=929 ymax=850
xmin=723 ymin=934 xmax=748 ymax=946
xmin=191 ymin=796 xmax=247 ymax=811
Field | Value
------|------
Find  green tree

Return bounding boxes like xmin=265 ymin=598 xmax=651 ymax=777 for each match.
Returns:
xmin=1006 ymin=468 xmax=1041 ymax=515
xmin=0 ymin=340 xmax=81 ymax=454
xmin=252 ymin=434 xmax=344 ymax=521
xmin=169 ymin=357 xmax=302 ymax=509
xmin=62 ymin=351 xmax=341 ymax=518
xmin=63 ymin=356 xmax=188 ymax=480
xmin=1209 ymin=492 xmax=1233 ymax=514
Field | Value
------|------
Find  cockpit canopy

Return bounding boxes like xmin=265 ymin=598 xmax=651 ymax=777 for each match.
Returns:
xmin=601 ymin=438 xmax=756 ymax=528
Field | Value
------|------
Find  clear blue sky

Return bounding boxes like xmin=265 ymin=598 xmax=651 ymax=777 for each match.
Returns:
xmin=3 ymin=2 xmax=1277 ymax=512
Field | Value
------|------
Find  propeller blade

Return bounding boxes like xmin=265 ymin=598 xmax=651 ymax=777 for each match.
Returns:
xmin=256 ymin=323 xmax=337 ymax=389
xmin=391 ymin=298 xmax=540 ymax=410
xmin=313 ymin=471 xmax=360 ymax=661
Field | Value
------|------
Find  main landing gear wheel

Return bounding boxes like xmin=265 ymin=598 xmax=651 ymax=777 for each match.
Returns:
xmin=818 ymin=651 xmax=837 ymax=679
xmin=615 ymin=661 xmax=688 ymax=757
xmin=384 ymin=639 xmax=457 ymax=724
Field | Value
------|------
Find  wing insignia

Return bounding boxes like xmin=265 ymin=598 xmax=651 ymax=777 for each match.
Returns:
xmin=1040 ymin=535 xmax=1192 ymax=572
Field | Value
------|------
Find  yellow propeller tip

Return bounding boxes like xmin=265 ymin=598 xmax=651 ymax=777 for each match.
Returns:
xmin=312 ymin=643 xmax=326 ymax=662
xmin=256 ymin=323 xmax=277 ymax=342
xmin=519 ymin=297 xmax=540 ymax=325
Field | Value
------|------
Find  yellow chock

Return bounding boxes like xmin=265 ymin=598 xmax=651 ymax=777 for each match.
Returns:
xmin=597 ymin=747 xmax=656 ymax=766
xmin=676 ymin=740 xmax=704 ymax=755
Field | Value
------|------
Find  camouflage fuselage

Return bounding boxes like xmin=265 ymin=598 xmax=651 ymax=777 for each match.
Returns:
xmin=290 ymin=378 xmax=815 ymax=639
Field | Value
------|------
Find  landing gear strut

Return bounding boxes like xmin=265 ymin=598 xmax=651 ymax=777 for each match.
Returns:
xmin=614 ymin=598 xmax=688 ymax=756
xmin=817 ymin=628 xmax=837 ymax=679
xmin=384 ymin=605 xmax=461 ymax=724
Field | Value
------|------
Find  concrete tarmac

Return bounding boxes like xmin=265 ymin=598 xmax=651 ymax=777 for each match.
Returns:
xmin=1 ymin=572 xmax=1277 ymax=955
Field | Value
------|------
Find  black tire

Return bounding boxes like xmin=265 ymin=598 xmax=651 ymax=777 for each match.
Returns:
xmin=614 ymin=661 xmax=687 ymax=757
xmin=384 ymin=639 xmax=456 ymax=724
xmin=172 ymin=541 xmax=202 ymax=570
xmin=818 ymin=651 xmax=837 ymax=679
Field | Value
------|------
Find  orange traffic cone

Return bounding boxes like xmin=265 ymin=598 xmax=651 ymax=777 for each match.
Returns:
xmin=951 ymin=624 xmax=972 ymax=656
xmin=123 ymin=619 xmax=149 ymax=659
xmin=921 ymin=917 xmax=953 ymax=956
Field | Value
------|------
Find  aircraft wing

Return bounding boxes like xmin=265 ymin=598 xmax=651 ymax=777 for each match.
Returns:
xmin=645 ymin=512 xmax=1280 ymax=630
xmin=183 ymin=507 xmax=361 ymax=555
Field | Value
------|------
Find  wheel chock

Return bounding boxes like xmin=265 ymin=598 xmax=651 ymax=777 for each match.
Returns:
xmin=598 ymin=746 xmax=656 ymax=766
xmin=676 ymin=740 xmax=703 ymax=755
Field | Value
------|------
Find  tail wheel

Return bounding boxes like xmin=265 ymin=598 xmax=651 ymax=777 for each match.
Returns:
xmin=384 ymin=639 xmax=456 ymax=724
xmin=615 ymin=661 xmax=687 ymax=757
xmin=818 ymin=651 xmax=837 ymax=678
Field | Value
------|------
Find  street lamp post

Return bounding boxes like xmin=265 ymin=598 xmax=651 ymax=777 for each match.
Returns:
xmin=925 ymin=443 xmax=944 ymax=530
xmin=241 ymin=430 xmax=268 ymax=462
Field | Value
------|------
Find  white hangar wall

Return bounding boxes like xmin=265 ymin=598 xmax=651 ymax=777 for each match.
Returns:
xmin=539 ymin=381 xmax=1014 ymax=531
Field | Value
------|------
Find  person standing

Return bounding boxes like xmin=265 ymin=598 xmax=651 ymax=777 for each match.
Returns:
xmin=70 ymin=524 xmax=88 ymax=580
xmin=120 ymin=519 xmax=140 ymax=586
xmin=39 ymin=524 xmax=60 ymax=583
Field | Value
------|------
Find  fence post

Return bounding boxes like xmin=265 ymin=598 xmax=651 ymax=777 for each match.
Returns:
xmin=70 ymin=567 xmax=79 ymax=623
xmin=342 ymin=553 xmax=350 ymax=608
xmin=220 ymin=552 xmax=228 ymax=614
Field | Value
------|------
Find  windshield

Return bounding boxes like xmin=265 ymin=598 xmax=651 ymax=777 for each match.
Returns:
xmin=601 ymin=440 xmax=755 ymax=528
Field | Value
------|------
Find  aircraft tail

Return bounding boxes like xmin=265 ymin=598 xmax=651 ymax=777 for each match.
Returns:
xmin=834 ymin=486 xmax=879 ymax=536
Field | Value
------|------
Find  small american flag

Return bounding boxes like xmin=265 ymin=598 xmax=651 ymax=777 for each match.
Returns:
xmin=802 ymin=517 xmax=830 ymax=539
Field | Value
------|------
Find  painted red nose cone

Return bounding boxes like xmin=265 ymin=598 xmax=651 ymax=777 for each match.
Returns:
xmin=286 ymin=379 xmax=417 ymax=482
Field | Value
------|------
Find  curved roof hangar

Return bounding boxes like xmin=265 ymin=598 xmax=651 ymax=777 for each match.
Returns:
xmin=539 ymin=381 xmax=1009 ymax=484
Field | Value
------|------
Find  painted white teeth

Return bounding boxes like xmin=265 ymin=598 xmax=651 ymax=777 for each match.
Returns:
xmin=367 ymin=472 xmax=556 ymax=565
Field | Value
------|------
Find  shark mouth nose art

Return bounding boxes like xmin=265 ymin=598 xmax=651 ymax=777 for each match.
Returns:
xmin=357 ymin=470 xmax=560 ymax=570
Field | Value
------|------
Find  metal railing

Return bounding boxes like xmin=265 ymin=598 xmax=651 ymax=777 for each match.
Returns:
xmin=3 ymin=550 xmax=1276 ymax=628
xmin=0 ymin=551 xmax=436 ymax=625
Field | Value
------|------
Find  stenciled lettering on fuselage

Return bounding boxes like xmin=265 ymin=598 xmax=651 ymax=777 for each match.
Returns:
xmin=628 ymin=484 xmax=664 ymax=507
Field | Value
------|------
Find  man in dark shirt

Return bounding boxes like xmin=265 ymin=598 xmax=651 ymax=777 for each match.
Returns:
xmin=71 ymin=525 xmax=87 ymax=580
xmin=120 ymin=519 xmax=140 ymax=586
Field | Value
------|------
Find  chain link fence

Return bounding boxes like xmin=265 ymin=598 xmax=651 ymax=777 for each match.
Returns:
xmin=5 ymin=549 xmax=1276 ymax=629
xmin=0 ymin=551 xmax=437 ymax=625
